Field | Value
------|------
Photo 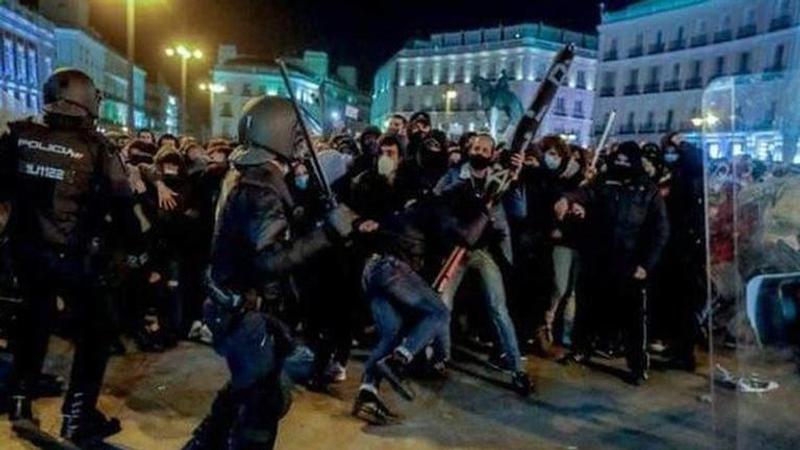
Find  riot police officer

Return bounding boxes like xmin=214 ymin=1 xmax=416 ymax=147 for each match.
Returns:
xmin=0 ymin=68 xmax=146 ymax=443
xmin=183 ymin=96 xmax=360 ymax=450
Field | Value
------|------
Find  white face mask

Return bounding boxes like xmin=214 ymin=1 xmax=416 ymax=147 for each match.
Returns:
xmin=377 ymin=154 xmax=397 ymax=177
xmin=562 ymin=158 xmax=581 ymax=178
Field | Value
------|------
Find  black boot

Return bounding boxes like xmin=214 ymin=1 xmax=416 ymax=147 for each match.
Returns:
xmin=511 ymin=371 xmax=532 ymax=397
xmin=33 ymin=373 xmax=65 ymax=398
xmin=182 ymin=384 xmax=239 ymax=450
xmin=351 ymin=387 xmax=399 ymax=425
xmin=376 ymin=353 xmax=415 ymax=401
xmin=60 ymin=393 xmax=121 ymax=444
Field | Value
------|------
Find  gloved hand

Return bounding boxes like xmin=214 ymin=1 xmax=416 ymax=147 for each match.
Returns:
xmin=325 ymin=204 xmax=360 ymax=240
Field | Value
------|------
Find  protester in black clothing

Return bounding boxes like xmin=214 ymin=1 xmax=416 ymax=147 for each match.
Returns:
xmin=658 ymin=132 xmax=706 ymax=371
xmin=348 ymin=134 xmax=451 ymax=423
xmin=557 ymin=141 xmax=669 ymax=385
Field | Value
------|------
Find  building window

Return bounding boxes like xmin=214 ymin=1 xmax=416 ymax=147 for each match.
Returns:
xmin=738 ymin=52 xmax=751 ymax=73
xmin=5 ymin=40 xmax=14 ymax=78
xmin=672 ymin=63 xmax=681 ymax=80
xmin=16 ymin=44 xmax=26 ymax=82
xmin=715 ymin=56 xmax=726 ymax=76
xmin=576 ymin=70 xmax=587 ymax=89
xmin=693 ymin=60 xmax=703 ymax=78
xmin=241 ymin=83 xmax=252 ymax=97
xmin=554 ymin=97 xmax=566 ymax=115
xmin=773 ymin=44 xmax=786 ymax=70
xmin=745 ymin=8 xmax=757 ymax=25
xmin=720 ymin=15 xmax=731 ymax=31
xmin=573 ymin=100 xmax=584 ymax=118
xmin=27 ymin=49 xmax=37 ymax=84
xmin=628 ymin=68 xmax=639 ymax=85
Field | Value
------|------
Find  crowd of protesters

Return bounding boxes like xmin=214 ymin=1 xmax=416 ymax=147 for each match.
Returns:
xmin=5 ymin=103 xmax=795 ymax=435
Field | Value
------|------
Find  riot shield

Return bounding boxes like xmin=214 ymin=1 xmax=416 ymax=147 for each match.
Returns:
xmin=701 ymin=70 xmax=800 ymax=449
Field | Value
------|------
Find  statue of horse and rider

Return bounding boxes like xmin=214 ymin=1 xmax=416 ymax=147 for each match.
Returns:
xmin=472 ymin=70 xmax=524 ymax=134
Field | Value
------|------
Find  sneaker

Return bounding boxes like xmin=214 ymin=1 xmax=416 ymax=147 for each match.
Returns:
xmin=558 ymin=351 xmax=590 ymax=366
xmin=351 ymin=387 xmax=399 ymax=425
xmin=326 ymin=362 xmax=347 ymax=383
xmin=197 ymin=324 xmax=214 ymax=345
xmin=187 ymin=321 xmax=204 ymax=340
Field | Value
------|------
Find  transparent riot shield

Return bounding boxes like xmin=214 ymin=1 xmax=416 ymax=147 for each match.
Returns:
xmin=702 ymin=71 xmax=800 ymax=448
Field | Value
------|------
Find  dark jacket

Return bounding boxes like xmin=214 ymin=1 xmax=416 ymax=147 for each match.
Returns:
xmin=209 ymin=158 xmax=334 ymax=300
xmin=434 ymin=163 xmax=527 ymax=265
xmin=347 ymin=169 xmax=446 ymax=276
xmin=520 ymin=165 xmax=584 ymax=249
xmin=0 ymin=115 xmax=141 ymax=254
xmin=567 ymin=176 xmax=669 ymax=277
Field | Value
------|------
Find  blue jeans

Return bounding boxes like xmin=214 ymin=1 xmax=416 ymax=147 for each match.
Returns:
xmin=361 ymin=255 xmax=450 ymax=385
xmin=440 ymin=249 xmax=523 ymax=371
xmin=544 ymin=246 xmax=578 ymax=346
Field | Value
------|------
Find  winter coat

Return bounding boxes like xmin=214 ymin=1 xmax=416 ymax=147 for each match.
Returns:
xmin=567 ymin=176 xmax=669 ymax=278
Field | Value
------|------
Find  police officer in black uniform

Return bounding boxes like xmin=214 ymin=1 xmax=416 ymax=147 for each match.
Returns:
xmin=183 ymin=96 xmax=360 ymax=450
xmin=0 ymin=68 xmax=145 ymax=444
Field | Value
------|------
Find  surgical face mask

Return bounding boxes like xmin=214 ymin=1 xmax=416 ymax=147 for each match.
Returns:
xmin=664 ymin=152 xmax=680 ymax=164
xmin=377 ymin=154 xmax=397 ymax=177
xmin=294 ymin=174 xmax=309 ymax=191
xmin=544 ymin=154 xmax=562 ymax=170
xmin=562 ymin=158 xmax=581 ymax=178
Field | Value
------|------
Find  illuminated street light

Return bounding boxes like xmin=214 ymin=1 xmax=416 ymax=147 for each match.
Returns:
xmin=692 ymin=113 xmax=721 ymax=128
xmin=165 ymin=44 xmax=204 ymax=133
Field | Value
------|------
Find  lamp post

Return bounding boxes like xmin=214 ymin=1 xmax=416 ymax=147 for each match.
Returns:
xmin=126 ymin=0 xmax=135 ymax=132
xmin=165 ymin=45 xmax=203 ymax=134
xmin=199 ymin=82 xmax=226 ymax=137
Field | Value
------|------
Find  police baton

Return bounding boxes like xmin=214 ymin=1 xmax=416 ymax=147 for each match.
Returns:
xmin=276 ymin=58 xmax=338 ymax=209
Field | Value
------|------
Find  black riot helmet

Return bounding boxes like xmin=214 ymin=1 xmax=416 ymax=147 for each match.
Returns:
xmin=238 ymin=96 xmax=305 ymax=161
xmin=43 ymin=68 xmax=102 ymax=118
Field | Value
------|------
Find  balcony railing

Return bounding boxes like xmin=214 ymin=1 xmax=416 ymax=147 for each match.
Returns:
xmin=737 ymin=24 xmax=758 ymax=38
xmin=603 ymin=49 xmax=619 ymax=61
xmin=669 ymin=39 xmax=686 ymax=51
xmin=734 ymin=66 xmax=752 ymax=76
xmin=649 ymin=42 xmax=665 ymax=54
xmin=770 ymin=15 xmax=793 ymax=31
xmin=623 ymin=84 xmax=641 ymax=95
xmin=599 ymin=86 xmax=616 ymax=97
xmin=658 ymin=122 xmax=673 ymax=133
xmin=685 ymin=77 xmax=703 ymax=89
xmin=628 ymin=46 xmax=644 ymax=58
xmin=713 ymin=30 xmax=733 ymax=43
xmin=643 ymin=83 xmax=661 ymax=94
xmin=619 ymin=124 xmax=637 ymax=135
xmin=573 ymin=112 xmax=586 ymax=119
xmin=639 ymin=122 xmax=656 ymax=133
xmin=552 ymin=109 xmax=568 ymax=117
xmin=663 ymin=80 xmax=681 ymax=92
xmin=576 ymin=82 xmax=588 ymax=90
xmin=690 ymin=35 xmax=708 ymax=48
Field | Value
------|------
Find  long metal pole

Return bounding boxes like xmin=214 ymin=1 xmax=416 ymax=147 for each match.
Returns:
xmin=181 ymin=56 xmax=188 ymax=134
xmin=126 ymin=0 xmax=135 ymax=131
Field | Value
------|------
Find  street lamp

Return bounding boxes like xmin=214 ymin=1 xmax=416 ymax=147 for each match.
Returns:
xmin=165 ymin=44 xmax=203 ymax=133
xmin=199 ymin=82 xmax=226 ymax=135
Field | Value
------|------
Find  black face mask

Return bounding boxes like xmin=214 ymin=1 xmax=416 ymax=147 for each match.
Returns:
xmin=469 ymin=154 xmax=492 ymax=170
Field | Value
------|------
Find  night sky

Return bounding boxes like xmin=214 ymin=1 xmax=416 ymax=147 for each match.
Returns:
xmin=27 ymin=0 xmax=637 ymax=125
